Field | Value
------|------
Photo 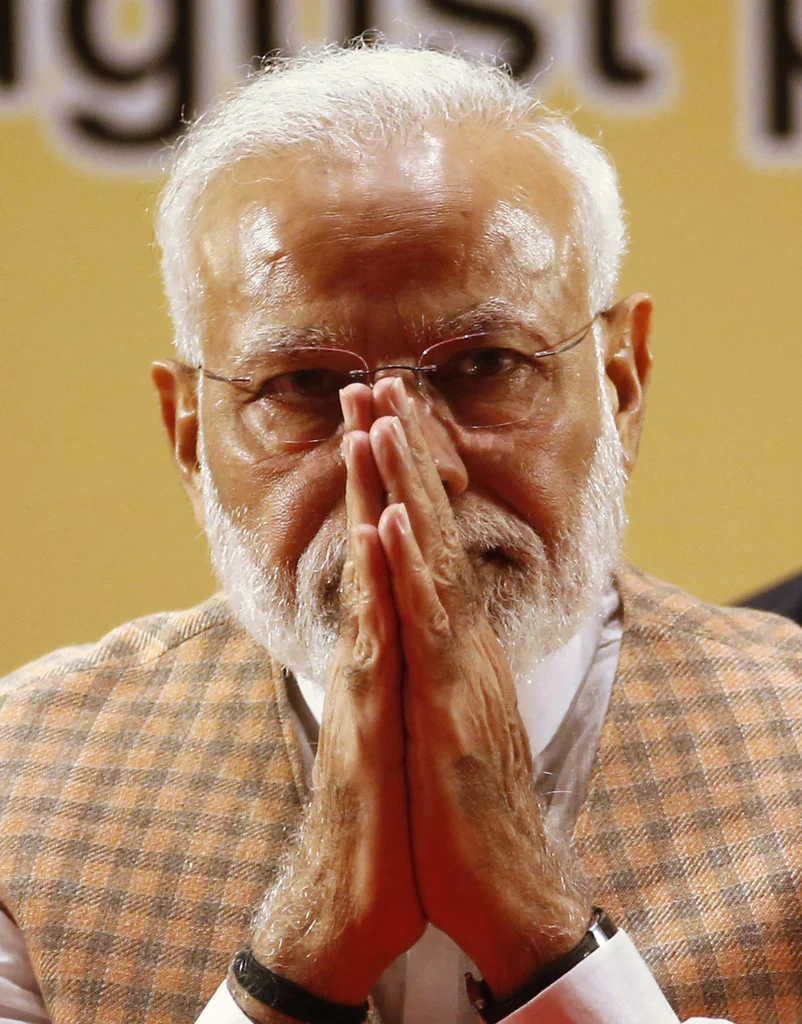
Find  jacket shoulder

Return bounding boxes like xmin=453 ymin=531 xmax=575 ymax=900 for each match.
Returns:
xmin=616 ymin=564 xmax=802 ymax=679
xmin=0 ymin=594 xmax=237 ymax=703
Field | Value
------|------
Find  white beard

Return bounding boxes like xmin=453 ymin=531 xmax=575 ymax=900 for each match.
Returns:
xmin=199 ymin=379 xmax=627 ymax=685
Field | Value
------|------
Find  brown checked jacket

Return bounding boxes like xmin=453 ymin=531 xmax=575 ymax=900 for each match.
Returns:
xmin=1 ymin=566 xmax=801 ymax=1024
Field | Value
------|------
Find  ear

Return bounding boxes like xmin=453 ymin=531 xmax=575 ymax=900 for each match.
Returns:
xmin=151 ymin=359 xmax=206 ymax=531
xmin=601 ymin=293 xmax=653 ymax=475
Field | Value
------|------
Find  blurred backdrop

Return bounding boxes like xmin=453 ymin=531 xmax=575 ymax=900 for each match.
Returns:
xmin=2 ymin=0 xmax=801 ymax=675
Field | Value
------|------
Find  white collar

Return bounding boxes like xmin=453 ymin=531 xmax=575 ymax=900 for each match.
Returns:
xmin=293 ymin=584 xmax=621 ymax=757
xmin=516 ymin=585 xmax=620 ymax=758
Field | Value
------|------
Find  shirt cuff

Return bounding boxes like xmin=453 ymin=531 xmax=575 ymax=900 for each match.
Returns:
xmin=501 ymin=930 xmax=732 ymax=1024
xmin=195 ymin=981 xmax=251 ymax=1024
xmin=194 ymin=935 xmax=736 ymax=1024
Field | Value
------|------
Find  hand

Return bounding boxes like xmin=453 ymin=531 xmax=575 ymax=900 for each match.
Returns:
xmin=369 ymin=376 xmax=591 ymax=996
xmin=250 ymin=384 xmax=425 ymax=1005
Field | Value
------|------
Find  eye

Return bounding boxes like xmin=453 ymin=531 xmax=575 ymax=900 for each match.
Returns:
xmin=257 ymin=367 xmax=351 ymax=404
xmin=441 ymin=346 xmax=526 ymax=380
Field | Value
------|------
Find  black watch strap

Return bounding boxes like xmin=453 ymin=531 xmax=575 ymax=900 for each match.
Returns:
xmin=228 ymin=949 xmax=369 ymax=1024
xmin=466 ymin=908 xmax=618 ymax=1023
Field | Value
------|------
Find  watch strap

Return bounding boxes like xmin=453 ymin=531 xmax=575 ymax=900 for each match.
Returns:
xmin=466 ymin=908 xmax=618 ymax=1023
xmin=228 ymin=949 xmax=369 ymax=1024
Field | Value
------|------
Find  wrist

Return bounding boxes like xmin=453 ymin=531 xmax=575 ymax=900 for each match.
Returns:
xmin=473 ymin=900 xmax=591 ymax=996
xmin=251 ymin=837 xmax=375 ymax=1003
xmin=468 ymin=909 xmax=618 ymax=1022
xmin=227 ymin=972 xmax=306 ymax=1024
xmin=251 ymin=928 xmax=377 ymax=1005
xmin=228 ymin=950 xmax=369 ymax=1024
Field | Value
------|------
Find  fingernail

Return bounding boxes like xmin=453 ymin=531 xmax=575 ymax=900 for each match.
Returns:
xmin=340 ymin=388 xmax=353 ymax=426
xmin=397 ymin=503 xmax=412 ymax=534
xmin=390 ymin=377 xmax=410 ymax=415
xmin=391 ymin=417 xmax=408 ymax=448
xmin=342 ymin=433 xmax=353 ymax=461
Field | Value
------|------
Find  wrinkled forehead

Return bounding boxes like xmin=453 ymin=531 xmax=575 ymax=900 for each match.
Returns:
xmin=192 ymin=127 xmax=587 ymax=361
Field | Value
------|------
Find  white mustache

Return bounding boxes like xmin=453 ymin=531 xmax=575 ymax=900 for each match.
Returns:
xmin=299 ymin=494 xmax=546 ymax=603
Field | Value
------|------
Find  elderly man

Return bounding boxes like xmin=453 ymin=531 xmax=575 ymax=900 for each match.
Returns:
xmin=1 ymin=44 xmax=801 ymax=1024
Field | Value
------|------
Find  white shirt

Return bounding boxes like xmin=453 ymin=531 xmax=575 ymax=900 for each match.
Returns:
xmin=0 ymin=589 xmax=733 ymax=1023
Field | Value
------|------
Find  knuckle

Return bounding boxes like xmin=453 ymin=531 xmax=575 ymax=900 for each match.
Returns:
xmin=352 ymin=630 xmax=376 ymax=668
xmin=341 ymin=633 xmax=389 ymax=696
xmin=428 ymin=559 xmax=481 ymax=622
xmin=430 ymin=553 xmax=455 ymax=591
xmin=426 ymin=605 xmax=452 ymax=643
xmin=440 ymin=520 xmax=462 ymax=554
xmin=342 ymin=661 xmax=373 ymax=696
xmin=406 ymin=606 xmax=452 ymax=655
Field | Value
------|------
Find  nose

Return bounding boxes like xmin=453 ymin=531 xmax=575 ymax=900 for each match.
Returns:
xmin=411 ymin=394 xmax=469 ymax=498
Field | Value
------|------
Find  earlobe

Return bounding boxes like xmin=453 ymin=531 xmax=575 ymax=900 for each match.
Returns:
xmin=151 ymin=359 xmax=206 ymax=528
xmin=603 ymin=294 xmax=654 ymax=474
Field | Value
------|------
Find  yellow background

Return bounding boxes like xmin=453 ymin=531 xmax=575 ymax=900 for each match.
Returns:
xmin=2 ymin=2 xmax=801 ymax=677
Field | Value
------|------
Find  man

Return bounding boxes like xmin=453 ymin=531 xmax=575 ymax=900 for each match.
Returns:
xmin=1 ymin=44 xmax=801 ymax=1024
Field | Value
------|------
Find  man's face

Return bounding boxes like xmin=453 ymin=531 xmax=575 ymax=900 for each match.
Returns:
xmin=189 ymin=126 xmax=629 ymax=681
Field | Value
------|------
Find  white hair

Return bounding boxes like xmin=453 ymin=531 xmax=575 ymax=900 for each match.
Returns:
xmin=156 ymin=42 xmax=627 ymax=364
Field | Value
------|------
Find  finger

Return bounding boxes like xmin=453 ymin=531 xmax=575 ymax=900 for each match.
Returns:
xmin=378 ymin=502 xmax=450 ymax=648
xmin=353 ymin=523 xmax=399 ymax=650
xmin=345 ymin=523 xmax=402 ymax=720
xmin=341 ymin=429 xmax=385 ymax=631
xmin=340 ymin=382 xmax=375 ymax=434
xmin=323 ymin=524 xmax=402 ymax=771
xmin=369 ymin=416 xmax=444 ymax=565
xmin=373 ymin=376 xmax=455 ymax=528
xmin=344 ymin=430 xmax=386 ymax=530
xmin=333 ymin=522 xmax=396 ymax=686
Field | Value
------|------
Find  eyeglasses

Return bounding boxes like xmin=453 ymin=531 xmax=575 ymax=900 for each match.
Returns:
xmin=194 ymin=315 xmax=599 ymax=448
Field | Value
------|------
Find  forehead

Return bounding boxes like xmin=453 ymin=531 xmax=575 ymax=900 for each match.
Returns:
xmin=193 ymin=126 xmax=586 ymax=363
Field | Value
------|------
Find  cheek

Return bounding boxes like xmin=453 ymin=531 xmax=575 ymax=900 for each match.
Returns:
xmin=206 ymin=434 xmax=347 ymax=571
xmin=466 ymin=391 xmax=603 ymax=551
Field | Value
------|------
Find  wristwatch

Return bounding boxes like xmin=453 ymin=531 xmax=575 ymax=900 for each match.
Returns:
xmin=227 ymin=949 xmax=369 ymax=1024
xmin=465 ymin=908 xmax=618 ymax=1023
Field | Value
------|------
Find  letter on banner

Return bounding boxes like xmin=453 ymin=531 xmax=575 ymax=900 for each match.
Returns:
xmin=65 ymin=0 xmax=194 ymax=149
xmin=571 ymin=0 xmax=674 ymax=112
xmin=340 ymin=0 xmax=549 ymax=82
xmin=741 ymin=0 xmax=802 ymax=164
xmin=0 ymin=0 xmax=15 ymax=88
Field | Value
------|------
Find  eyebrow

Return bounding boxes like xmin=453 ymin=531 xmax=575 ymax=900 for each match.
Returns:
xmin=231 ymin=298 xmax=542 ymax=368
xmin=232 ymin=325 xmax=348 ymax=368
xmin=432 ymin=298 xmax=543 ymax=340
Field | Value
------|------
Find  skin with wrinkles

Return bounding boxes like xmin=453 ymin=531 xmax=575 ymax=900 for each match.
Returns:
xmin=182 ymin=128 xmax=606 ymax=583
xmin=152 ymin=121 xmax=652 ymax=1015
